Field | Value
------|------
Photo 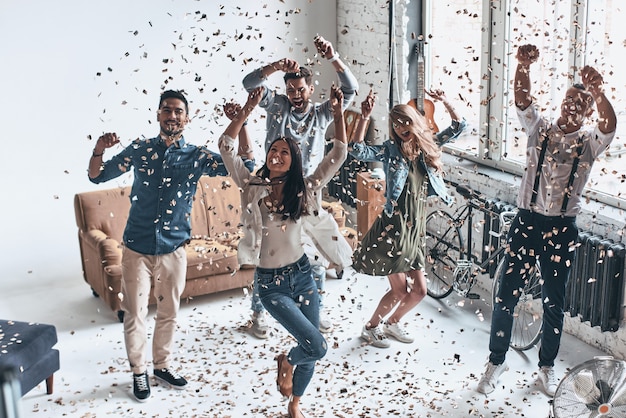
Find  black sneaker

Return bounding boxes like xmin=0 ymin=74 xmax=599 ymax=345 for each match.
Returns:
xmin=132 ymin=372 xmax=151 ymax=402
xmin=154 ymin=367 xmax=188 ymax=390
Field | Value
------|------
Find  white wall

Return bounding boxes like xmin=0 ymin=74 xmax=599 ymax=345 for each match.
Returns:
xmin=0 ymin=0 xmax=338 ymax=312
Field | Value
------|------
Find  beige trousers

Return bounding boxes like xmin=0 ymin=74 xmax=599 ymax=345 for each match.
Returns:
xmin=121 ymin=246 xmax=186 ymax=374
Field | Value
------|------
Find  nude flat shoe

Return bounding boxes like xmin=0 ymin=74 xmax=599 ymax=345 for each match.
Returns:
xmin=275 ymin=354 xmax=293 ymax=398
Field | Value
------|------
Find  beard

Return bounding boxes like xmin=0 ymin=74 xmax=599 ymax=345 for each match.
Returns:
xmin=162 ymin=127 xmax=183 ymax=137
xmin=161 ymin=122 xmax=184 ymax=138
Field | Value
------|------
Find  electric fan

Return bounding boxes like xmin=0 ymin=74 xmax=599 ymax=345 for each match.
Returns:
xmin=551 ymin=356 xmax=626 ymax=417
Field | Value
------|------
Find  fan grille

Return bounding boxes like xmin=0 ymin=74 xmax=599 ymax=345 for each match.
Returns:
xmin=552 ymin=357 xmax=626 ymax=417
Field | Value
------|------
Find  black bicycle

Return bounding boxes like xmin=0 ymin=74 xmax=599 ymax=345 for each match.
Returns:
xmin=424 ymin=183 xmax=543 ymax=351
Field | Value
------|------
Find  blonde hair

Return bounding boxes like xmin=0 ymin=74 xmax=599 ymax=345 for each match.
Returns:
xmin=389 ymin=104 xmax=443 ymax=172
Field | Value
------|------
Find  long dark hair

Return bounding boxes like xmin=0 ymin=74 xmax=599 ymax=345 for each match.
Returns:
xmin=254 ymin=137 xmax=309 ymax=221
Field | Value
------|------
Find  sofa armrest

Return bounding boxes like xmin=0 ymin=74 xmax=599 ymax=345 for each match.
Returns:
xmin=83 ymin=229 xmax=122 ymax=269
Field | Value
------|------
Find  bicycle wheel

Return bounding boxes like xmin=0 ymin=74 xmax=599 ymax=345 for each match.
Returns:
xmin=492 ymin=257 xmax=543 ymax=351
xmin=552 ymin=357 xmax=626 ymax=418
xmin=425 ymin=210 xmax=464 ymax=299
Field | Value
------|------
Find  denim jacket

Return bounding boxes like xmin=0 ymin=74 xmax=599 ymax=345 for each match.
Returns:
xmin=349 ymin=119 xmax=467 ymax=216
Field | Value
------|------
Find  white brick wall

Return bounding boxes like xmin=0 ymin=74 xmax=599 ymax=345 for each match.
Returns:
xmin=337 ymin=0 xmax=626 ymax=359
xmin=337 ymin=0 xmax=406 ymax=142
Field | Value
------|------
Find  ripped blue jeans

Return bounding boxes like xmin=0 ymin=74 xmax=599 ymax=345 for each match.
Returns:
xmin=251 ymin=264 xmax=325 ymax=313
xmin=256 ymin=254 xmax=328 ymax=397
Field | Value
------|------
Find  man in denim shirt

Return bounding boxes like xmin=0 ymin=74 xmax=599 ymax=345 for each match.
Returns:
xmin=88 ymin=90 xmax=254 ymax=403
xmin=242 ymin=35 xmax=358 ymax=337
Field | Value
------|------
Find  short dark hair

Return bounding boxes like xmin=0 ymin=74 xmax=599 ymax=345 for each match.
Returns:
xmin=283 ymin=67 xmax=313 ymax=85
xmin=159 ymin=90 xmax=189 ymax=113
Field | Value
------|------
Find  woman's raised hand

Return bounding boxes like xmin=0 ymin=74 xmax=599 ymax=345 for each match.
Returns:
xmin=223 ymin=102 xmax=242 ymax=121
xmin=245 ymin=87 xmax=264 ymax=110
xmin=361 ymin=89 xmax=375 ymax=119
xmin=330 ymin=84 xmax=344 ymax=118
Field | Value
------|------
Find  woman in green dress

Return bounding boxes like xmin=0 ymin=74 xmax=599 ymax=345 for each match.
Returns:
xmin=349 ymin=90 xmax=466 ymax=348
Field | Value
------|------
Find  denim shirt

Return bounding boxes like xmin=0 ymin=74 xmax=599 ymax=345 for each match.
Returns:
xmin=349 ymin=119 xmax=467 ymax=216
xmin=89 ymin=136 xmax=252 ymax=256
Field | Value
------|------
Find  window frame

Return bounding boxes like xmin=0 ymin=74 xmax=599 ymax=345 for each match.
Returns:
xmin=424 ymin=0 xmax=624 ymax=209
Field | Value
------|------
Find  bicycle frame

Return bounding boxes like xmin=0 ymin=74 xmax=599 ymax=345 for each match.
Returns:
xmin=425 ymin=182 xmax=544 ymax=351
xmin=425 ymin=183 xmax=515 ymax=298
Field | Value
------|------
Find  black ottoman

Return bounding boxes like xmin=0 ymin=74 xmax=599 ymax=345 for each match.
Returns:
xmin=0 ymin=320 xmax=60 ymax=396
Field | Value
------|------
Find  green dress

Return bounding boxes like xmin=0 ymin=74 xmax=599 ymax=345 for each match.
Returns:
xmin=352 ymin=159 xmax=428 ymax=276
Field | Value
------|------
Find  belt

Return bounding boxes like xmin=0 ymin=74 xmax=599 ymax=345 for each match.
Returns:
xmin=518 ymin=208 xmax=576 ymax=223
xmin=256 ymin=254 xmax=309 ymax=276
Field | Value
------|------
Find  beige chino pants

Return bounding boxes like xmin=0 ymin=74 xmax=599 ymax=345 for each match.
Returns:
xmin=121 ymin=246 xmax=187 ymax=374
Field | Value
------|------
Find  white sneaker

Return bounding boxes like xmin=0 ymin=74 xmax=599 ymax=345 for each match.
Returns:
xmin=538 ymin=366 xmax=558 ymax=397
xmin=476 ymin=361 xmax=509 ymax=394
xmin=319 ymin=314 xmax=333 ymax=333
xmin=250 ymin=313 xmax=269 ymax=339
xmin=360 ymin=324 xmax=390 ymax=348
xmin=383 ymin=322 xmax=414 ymax=343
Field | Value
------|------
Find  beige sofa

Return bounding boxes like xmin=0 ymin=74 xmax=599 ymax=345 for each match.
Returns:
xmin=74 ymin=176 xmax=255 ymax=322
xmin=74 ymin=176 xmax=357 ymax=322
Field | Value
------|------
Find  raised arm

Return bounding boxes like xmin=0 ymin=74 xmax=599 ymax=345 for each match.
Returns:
xmin=580 ymin=65 xmax=617 ymax=134
xmin=259 ymin=58 xmax=300 ymax=81
xmin=331 ymin=85 xmax=347 ymax=144
xmin=223 ymin=101 xmax=253 ymax=160
xmin=314 ymin=35 xmax=347 ymax=73
xmin=88 ymin=132 xmax=120 ymax=179
xmin=219 ymin=89 xmax=263 ymax=186
xmin=307 ymin=85 xmax=348 ymax=189
xmin=223 ymin=88 xmax=263 ymax=140
xmin=514 ymin=44 xmax=539 ymax=110
xmin=426 ymin=89 xmax=461 ymax=122
xmin=351 ymin=89 xmax=375 ymax=145
xmin=314 ymin=35 xmax=359 ymax=108
xmin=242 ymin=58 xmax=300 ymax=98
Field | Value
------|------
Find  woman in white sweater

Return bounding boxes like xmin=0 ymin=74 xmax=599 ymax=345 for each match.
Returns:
xmin=218 ymin=86 xmax=348 ymax=418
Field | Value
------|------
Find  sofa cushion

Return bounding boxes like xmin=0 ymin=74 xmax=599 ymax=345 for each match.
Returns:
xmin=18 ymin=348 xmax=59 ymax=396
xmin=322 ymin=201 xmax=347 ymax=228
xmin=195 ymin=176 xmax=242 ymax=237
xmin=185 ymin=237 xmax=240 ymax=279
xmin=0 ymin=321 xmax=58 ymax=368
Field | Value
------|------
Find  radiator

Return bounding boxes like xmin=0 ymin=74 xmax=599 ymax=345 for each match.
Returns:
xmin=565 ymin=231 xmax=626 ymax=332
xmin=481 ymin=199 xmax=626 ymax=332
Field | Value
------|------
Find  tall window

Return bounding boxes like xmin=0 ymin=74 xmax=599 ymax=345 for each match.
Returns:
xmin=426 ymin=0 xmax=483 ymax=156
xmin=427 ymin=0 xmax=625 ymax=207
